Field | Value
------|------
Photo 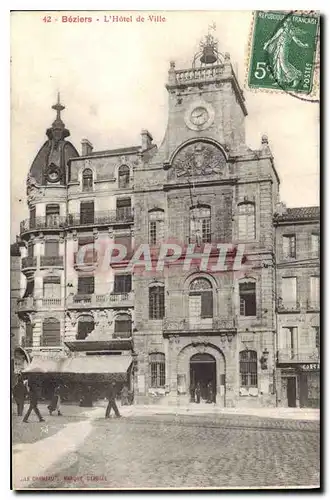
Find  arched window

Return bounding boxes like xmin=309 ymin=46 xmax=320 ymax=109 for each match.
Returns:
xmin=76 ymin=315 xmax=95 ymax=340
xmin=190 ymin=206 xmax=211 ymax=244
xmin=118 ymin=165 xmax=130 ymax=189
xmin=189 ymin=278 xmax=213 ymax=320
xmin=238 ymin=202 xmax=255 ymax=240
xmin=42 ymin=317 xmax=61 ymax=347
xmin=239 ymin=350 xmax=257 ymax=388
xmin=114 ymin=313 xmax=132 ymax=338
xmin=149 ymin=285 xmax=165 ymax=319
xmin=82 ymin=168 xmax=93 ymax=192
xmin=149 ymin=209 xmax=165 ymax=245
xmin=149 ymin=353 xmax=165 ymax=388
xmin=239 ymin=279 xmax=256 ymax=316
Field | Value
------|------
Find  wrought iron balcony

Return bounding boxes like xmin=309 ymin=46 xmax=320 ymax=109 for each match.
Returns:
xmin=277 ymin=348 xmax=320 ymax=364
xmin=40 ymin=256 xmax=64 ymax=267
xmin=67 ymin=208 xmax=133 ymax=227
xmin=67 ymin=292 xmax=134 ymax=309
xmin=21 ymin=257 xmax=37 ymax=270
xmin=20 ymin=216 xmax=67 ymax=234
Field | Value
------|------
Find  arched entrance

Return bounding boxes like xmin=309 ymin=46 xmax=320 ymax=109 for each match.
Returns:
xmin=190 ymin=353 xmax=216 ymax=402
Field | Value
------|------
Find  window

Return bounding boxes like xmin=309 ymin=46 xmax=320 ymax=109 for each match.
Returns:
xmin=24 ymin=322 xmax=33 ymax=348
xmin=189 ymin=278 xmax=213 ymax=320
xmin=283 ymin=235 xmax=296 ymax=258
xmin=77 ymin=276 xmax=95 ymax=295
xmin=149 ymin=210 xmax=165 ymax=245
xmin=149 ymin=285 xmax=165 ymax=319
xmin=239 ymin=350 xmax=257 ymax=387
xmin=311 ymin=233 xmax=320 ymax=258
xmin=114 ymin=274 xmax=132 ymax=293
xmin=116 ymin=198 xmax=131 ymax=221
xmin=309 ymin=276 xmax=320 ymax=307
xmin=43 ymin=276 xmax=61 ymax=298
xmin=76 ymin=315 xmax=95 ymax=340
xmin=45 ymin=239 xmax=59 ymax=257
xmin=118 ymin=165 xmax=130 ymax=189
xmin=41 ymin=317 xmax=61 ymax=347
xmin=115 ymin=235 xmax=132 ymax=258
xmin=82 ymin=169 xmax=93 ymax=192
xmin=281 ymin=277 xmax=297 ymax=308
xmin=80 ymin=201 xmax=94 ymax=225
xmin=279 ymin=327 xmax=298 ymax=358
xmin=114 ymin=313 xmax=132 ymax=338
xmin=239 ymin=281 xmax=256 ymax=316
xmin=27 ymin=242 xmax=34 ymax=258
xmin=190 ymin=206 xmax=211 ymax=244
xmin=46 ymin=204 xmax=60 ymax=227
xmin=29 ymin=206 xmax=36 ymax=229
xmin=238 ymin=202 xmax=255 ymax=240
xmin=77 ymin=236 xmax=97 ymax=265
xmin=149 ymin=353 xmax=165 ymax=388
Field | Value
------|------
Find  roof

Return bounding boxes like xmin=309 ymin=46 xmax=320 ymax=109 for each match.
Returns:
xmin=274 ymin=206 xmax=320 ymax=222
xmin=90 ymin=146 xmax=141 ymax=157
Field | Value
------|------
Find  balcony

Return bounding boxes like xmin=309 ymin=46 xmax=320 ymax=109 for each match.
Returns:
xmin=20 ymin=216 xmax=67 ymax=234
xmin=40 ymin=298 xmax=63 ymax=308
xmin=276 ymin=300 xmax=300 ymax=313
xmin=67 ymin=292 xmax=134 ymax=309
xmin=168 ymin=64 xmax=225 ymax=87
xmin=277 ymin=348 xmax=320 ymax=364
xmin=162 ymin=317 xmax=236 ymax=337
xmin=40 ymin=256 xmax=64 ymax=268
xmin=67 ymin=208 xmax=133 ymax=227
xmin=17 ymin=297 xmax=35 ymax=312
xmin=21 ymin=257 xmax=37 ymax=271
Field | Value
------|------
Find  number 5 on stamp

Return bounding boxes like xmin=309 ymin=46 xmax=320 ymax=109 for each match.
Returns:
xmin=247 ymin=11 xmax=319 ymax=95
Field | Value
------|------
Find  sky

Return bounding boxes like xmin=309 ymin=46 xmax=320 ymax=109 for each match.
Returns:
xmin=10 ymin=10 xmax=319 ymax=242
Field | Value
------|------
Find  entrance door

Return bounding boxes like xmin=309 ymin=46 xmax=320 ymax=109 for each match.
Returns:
xmin=190 ymin=353 xmax=216 ymax=402
xmin=287 ymin=377 xmax=297 ymax=407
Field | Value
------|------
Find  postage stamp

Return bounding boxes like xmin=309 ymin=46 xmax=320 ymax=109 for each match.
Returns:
xmin=247 ymin=11 xmax=320 ymax=96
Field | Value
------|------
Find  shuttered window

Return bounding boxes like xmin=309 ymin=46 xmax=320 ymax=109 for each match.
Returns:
xmin=190 ymin=206 xmax=211 ymax=244
xmin=189 ymin=278 xmax=213 ymax=319
xmin=114 ymin=275 xmax=132 ymax=293
xmin=80 ymin=201 xmax=94 ymax=224
xmin=149 ymin=353 xmax=165 ymax=388
xmin=149 ymin=210 xmax=165 ymax=245
xmin=240 ymin=350 xmax=257 ymax=387
xmin=239 ymin=282 xmax=256 ymax=316
xmin=116 ymin=198 xmax=131 ymax=221
xmin=41 ymin=318 xmax=61 ymax=347
xmin=114 ymin=314 xmax=132 ymax=338
xmin=77 ymin=276 xmax=95 ymax=295
xmin=149 ymin=286 xmax=165 ymax=319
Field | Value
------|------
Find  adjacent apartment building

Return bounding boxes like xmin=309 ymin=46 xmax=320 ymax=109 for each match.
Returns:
xmin=13 ymin=33 xmax=320 ymax=407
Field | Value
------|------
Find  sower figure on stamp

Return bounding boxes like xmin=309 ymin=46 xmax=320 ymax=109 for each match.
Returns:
xmin=105 ymin=381 xmax=121 ymax=418
xmin=23 ymin=382 xmax=45 ymax=423
xmin=13 ymin=374 xmax=27 ymax=416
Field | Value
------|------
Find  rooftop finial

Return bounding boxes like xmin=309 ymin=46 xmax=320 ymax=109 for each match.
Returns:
xmin=52 ymin=92 xmax=65 ymax=124
xmin=46 ymin=92 xmax=70 ymax=140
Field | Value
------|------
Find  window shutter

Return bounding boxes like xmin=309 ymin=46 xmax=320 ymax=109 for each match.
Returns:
xmin=201 ymin=291 xmax=213 ymax=318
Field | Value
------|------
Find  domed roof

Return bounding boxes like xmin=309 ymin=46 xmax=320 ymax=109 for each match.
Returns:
xmin=28 ymin=94 xmax=79 ymax=185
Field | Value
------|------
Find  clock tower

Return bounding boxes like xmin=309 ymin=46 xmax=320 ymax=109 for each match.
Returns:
xmin=158 ymin=31 xmax=247 ymax=162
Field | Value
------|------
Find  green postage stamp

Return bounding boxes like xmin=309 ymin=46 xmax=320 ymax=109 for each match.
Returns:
xmin=248 ymin=11 xmax=320 ymax=96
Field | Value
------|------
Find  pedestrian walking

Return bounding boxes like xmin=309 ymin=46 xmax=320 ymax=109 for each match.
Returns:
xmin=47 ymin=385 xmax=62 ymax=416
xmin=105 ymin=381 xmax=121 ymax=418
xmin=23 ymin=382 xmax=45 ymax=423
xmin=13 ymin=374 xmax=27 ymax=416
xmin=121 ymin=384 xmax=129 ymax=406
xmin=195 ymin=381 xmax=201 ymax=404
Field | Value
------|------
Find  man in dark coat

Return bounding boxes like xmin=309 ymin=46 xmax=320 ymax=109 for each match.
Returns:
xmin=105 ymin=381 xmax=121 ymax=418
xmin=195 ymin=381 xmax=201 ymax=404
xmin=23 ymin=382 xmax=45 ymax=423
xmin=13 ymin=375 xmax=27 ymax=416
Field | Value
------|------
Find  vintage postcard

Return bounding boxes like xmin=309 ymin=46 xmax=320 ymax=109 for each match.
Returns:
xmin=10 ymin=10 xmax=320 ymax=490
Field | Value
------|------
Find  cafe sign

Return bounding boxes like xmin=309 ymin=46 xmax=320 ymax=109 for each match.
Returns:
xmin=299 ymin=363 xmax=320 ymax=371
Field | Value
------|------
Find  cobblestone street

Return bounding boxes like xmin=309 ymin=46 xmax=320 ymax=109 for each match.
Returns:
xmin=12 ymin=405 xmax=320 ymax=490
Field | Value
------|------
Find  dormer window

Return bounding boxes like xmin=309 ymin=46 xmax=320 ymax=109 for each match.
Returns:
xmin=82 ymin=168 xmax=93 ymax=192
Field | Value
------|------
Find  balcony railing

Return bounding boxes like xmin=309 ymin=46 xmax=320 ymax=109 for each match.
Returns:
xmin=67 ymin=292 xmax=134 ymax=308
xmin=20 ymin=216 xmax=67 ymax=233
xmin=21 ymin=257 xmax=37 ymax=270
xmin=173 ymin=65 xmax=225 ymax=85
xmin=163 ymin=317 xmax=236 ymax=332
xmin=277 ymin=348 xmax=320 ymax=364
xmin=276 ymin=300 xmax=300 ymax=312
xmin=40 ymin=256 xmax=64 ymax=267
xmin=67 ymin=208 xmax=133 ymax=227
xmin=41 ymin=298 xmax=62 ymax=308
xmin=17 ymin=297 xmax=35 ymax=311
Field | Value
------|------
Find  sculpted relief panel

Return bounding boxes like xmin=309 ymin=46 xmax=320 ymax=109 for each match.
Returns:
xmin=172 ymin=141 xmax=227 ymax=179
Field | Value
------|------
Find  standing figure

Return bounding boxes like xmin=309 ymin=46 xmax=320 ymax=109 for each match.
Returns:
xmin=121 ymin=385 xmax=129 ymax=406
xmin=195 ymin=382 xmax=201 ymax=404
xmin=105 ymin=381 xmax=121 ymax=418
xmin=206 ymin=381 xmax=214 ymax=404
xmin=13 ymin=375 xmax=27 ymax=416
xmin=48 ymin=385 xmax=62 ymax=416
xmin=190 ymin=382 xmax=196 ymax=403
xmin=23 ymin=382 xmax=45 ymax=423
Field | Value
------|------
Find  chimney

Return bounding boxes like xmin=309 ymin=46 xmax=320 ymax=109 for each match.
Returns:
xmin=81 ymin=139 xmax=93 ymax=156
xmin=141 ymin=129 xmax=153 ymax=151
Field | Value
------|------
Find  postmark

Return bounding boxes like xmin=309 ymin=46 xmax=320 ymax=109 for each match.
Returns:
xmin=247 ymin=11 xmax=320 ymax=100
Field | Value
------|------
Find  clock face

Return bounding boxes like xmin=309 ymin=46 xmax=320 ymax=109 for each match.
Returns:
xmin=47 ymin=165 xmax=61 ymax=183
xmin=190 ymin=107 xmax=209 ymax=126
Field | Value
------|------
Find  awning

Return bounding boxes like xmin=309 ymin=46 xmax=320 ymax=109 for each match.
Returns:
xmin=23 ymin=355 xmax=132 ymax=376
